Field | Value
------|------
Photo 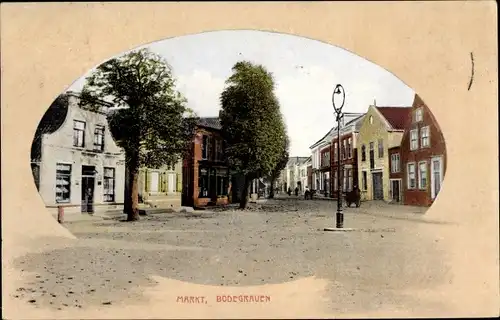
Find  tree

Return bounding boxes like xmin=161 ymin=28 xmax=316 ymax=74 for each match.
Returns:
xmin=265 ymin=136 xmax=289 ymax=199
xmin=79 ymin=48 xmax=198 ymax=221
xmin=219 ymin=61 xmax=288 ymax=209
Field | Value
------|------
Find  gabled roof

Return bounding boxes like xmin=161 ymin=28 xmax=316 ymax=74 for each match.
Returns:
xmin=287 ymin=156 xmax=310 ymax=166
xmin=375 ymin=106 xmax=412 ymax=130
xmin=197 ymin=117 xmax=222 ymax=130
xmin=309 ymin=113 xmax=365 ymax=149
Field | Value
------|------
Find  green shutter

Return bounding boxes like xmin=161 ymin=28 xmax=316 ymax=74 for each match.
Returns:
xmin=162 ymin=172 xmax=167 ymax=193
xmin=145 ymin=169 xmax=150 ymax=192
xmin=177 ymin=173 xmax=181 ymax=192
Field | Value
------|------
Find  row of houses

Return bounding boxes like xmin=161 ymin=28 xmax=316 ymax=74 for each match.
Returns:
xmin=289 ymin=94 xmax=446 ymax=207
xmin=32 ymin=92 xmax=265 ymax=212
xmin=32 ymin=92 xmax=184 ymax=213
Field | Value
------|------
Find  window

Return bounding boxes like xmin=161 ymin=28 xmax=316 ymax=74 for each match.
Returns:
xmin=198 ymin=168 xmax=209 ymax=197
xmin=321 ymin=150 xmax=330 ymax=167
xmin=347 ymin=169 xmax=353 ymax=191
xmin=361 ymin=144 xmax=366 ymax=162
xmin=362 ymin=171 xmax=368 ymax=191
xmin=342 ymin=140 xmax=346 ymax=159
xmin=347 ymin=138 xmax=352 ymax=158
xmin=414 ymin=108 xmax=423 ymax=122
xmin=369 ymin=142 xmax=375 ymax=169
xmin=391 ymin=153 xmax=400 ymax=173
xmin=215 ymin=139 xmax=223 ymax=161
xmin=216 ymin=168 xmax=229 ymax=196
xmin=410 ymin=129 xmax=419 ymax=150
xmin=333 ymin=143 xmax=338 ymax=162
xmin=94 ymin=125 xmax=105 ymax=151
xmin=421 ymin=126 xmax=430 ymax=148
xmin=418 ymin=161 xmax=428 ymax=190
xmin=55 ymin=163 xmax=71 ymax=203
xmin=73 ymin=120 xmax=85 ymax=147
xmin=378 ymin=139 xmax=384 ymax=158
xmin=407 ymin=163 xmax=416 ymax=189
xmin=333 ymin=171 xmax=337 ymax=191
xmin=369 ymin=115 xmax=373 ymax=124
xmin=201 ymin=135 xmax=208 ymax=160
xmin=103 ymin=167 xmax=115 ymax=202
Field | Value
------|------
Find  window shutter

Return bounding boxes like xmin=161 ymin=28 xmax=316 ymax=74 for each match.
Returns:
xmin=177 ymin=173 xmax=181 ymax=192
xmin=160 ymin=172 xmax=165 ymax=192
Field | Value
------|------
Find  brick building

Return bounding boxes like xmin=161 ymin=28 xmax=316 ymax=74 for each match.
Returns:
xmin=330 ymin=114 xmax=364 ymax=199
xmin=388 ymin=146 xmax=403 ymax=203
xmin=400 ymin=94 xmax=447 ymax=206
xmin=319 ymin=145 xmax=332 ymax=196
xmin=181 ymin=117 xmax=230 ymax=208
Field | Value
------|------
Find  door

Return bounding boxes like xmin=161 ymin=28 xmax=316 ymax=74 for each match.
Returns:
xmin=431 ymin=156 xmax=443 ymax=199
xmin=150 ymin=171 xmax=159 ymax=193
xmin=168 ymin=173 xmax=176 ymax=193
xmin=391 ymin=180 xmax=401 ymax=202
xmin=372 ymin=172 xmax=384 ymax=200
xmin=81 ymin=165 xmax=96 ymax=214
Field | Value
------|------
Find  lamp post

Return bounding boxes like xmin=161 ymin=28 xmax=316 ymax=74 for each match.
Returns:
xmin=332 ymin=84 xmax=345 ymax=229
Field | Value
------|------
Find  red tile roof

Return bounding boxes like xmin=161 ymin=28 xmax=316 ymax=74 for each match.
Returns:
xmin=376 ymin=106 xmax=412 ymax=130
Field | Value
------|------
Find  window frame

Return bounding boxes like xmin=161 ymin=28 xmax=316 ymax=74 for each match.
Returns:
xmin=420 ymin=126 xmax=431 ymax=148
xmin=73 ymin=120 xmax=86 ymax=148
xmin=407 ymin=162 xmax=417 ymax=189
xmin=362 ymin=171 xmax=368 ymax=191
xmin=410 ymin=129 xmax=419 ymax=151
xmin=361 ymin=144 xmax=366 ymax=162
xmin=94 ymin=125 xmax=105 ymax=152
xmin=378 ymin=139 xmax=384 ymax=158
xmin=103 ymin=167 xmax=115 ymax=202
xmin=418 ymin=161 xmax=428 ymax=190
xmin=391 ymin=153 xmax=400 ymax=173
xmin=55 ymin=163 xmax=72 ymax=203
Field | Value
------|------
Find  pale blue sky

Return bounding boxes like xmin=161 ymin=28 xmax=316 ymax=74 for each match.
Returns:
xmin=67 ymin=30 xmax=415 ymax=156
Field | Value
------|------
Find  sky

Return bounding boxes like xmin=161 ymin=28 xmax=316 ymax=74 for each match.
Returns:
xmin=67 ymin=30 xmax=415 ymax=156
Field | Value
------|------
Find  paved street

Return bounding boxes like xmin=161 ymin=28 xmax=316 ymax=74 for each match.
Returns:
xmin=11 ymin=198 xmax=459 ymax=316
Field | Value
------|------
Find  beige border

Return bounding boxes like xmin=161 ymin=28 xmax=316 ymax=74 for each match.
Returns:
xmin=1 ymin=2 xmax=498 ymax=318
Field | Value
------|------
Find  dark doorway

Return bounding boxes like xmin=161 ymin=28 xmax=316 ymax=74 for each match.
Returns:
xmin=391 ymin=180 xmax=401 ymax=202
xmin=81 ymin=165 xmax=96 ymax=214
xmin=372 ymin=172 xmax=383 ymax=200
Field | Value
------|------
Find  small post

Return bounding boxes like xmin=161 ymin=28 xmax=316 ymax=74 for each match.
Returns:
xmin=57 ymin=205 xmax=64 ymax=224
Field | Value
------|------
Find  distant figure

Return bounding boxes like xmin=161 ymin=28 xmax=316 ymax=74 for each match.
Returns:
xmin=294 ymin=187 xmax=299 ymax=196
xmin=287 ymin=187 xmax=292 ymax=196
xmin=345 ymin=185 xmax=361 ymax=208
xmin=304 ymin=186 xmax=311 ymax=200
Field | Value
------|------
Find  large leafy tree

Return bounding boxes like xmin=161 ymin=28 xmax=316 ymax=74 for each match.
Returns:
xmin=219 ymin=61 xmax=288 ymax=209
xmin=80 ymin=48 xmax=198 ymax=221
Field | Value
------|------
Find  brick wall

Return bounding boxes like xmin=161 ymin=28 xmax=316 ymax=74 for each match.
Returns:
xmin=400 ymin=95 xmax=447 ymax=206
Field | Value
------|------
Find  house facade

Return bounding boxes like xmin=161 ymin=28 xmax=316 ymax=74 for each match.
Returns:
xmin=330 ymin=114 xmax=365 ymax=198
xmin=310 ymin=128 xmax=335 ymax=192
xmin=181 ymin=117 xmax=230 ymax=208
xmin=357 ymin=104 xmax=411 ymax=202
xmin=388 ymin=146 xmax=403 ymax=203
xmin=138 ymin=161 xmax=183 ymax=207
xmin=282 ymin=156 xmax=310 ymax=193
xmin=31 ymin=92 xmax=125 ymax=213
xmin=400 ymin=94 xmax=447 ymax=206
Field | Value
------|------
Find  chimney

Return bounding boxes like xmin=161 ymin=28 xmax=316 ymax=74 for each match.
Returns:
xmin=373 ymin=99 xmax=377 ymax=106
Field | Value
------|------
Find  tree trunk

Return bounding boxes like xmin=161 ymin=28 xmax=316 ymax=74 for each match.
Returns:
xmin=123 ymin=165 xmax=131 ymax=213
xmin=124 ymin=152 xmax=140 ymax=221
xmin=239 ymin=175 xmax=251 ymax=209
xmin=268 ymin=177 xmax=276 ymax=199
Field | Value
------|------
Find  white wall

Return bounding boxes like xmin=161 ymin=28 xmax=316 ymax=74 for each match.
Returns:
xmin=39 ymin=95 xmax=125 ymax=207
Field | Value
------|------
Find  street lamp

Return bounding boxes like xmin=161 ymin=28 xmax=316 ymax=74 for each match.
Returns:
xmin=332 ymin=84 xmax=345 ymax=228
